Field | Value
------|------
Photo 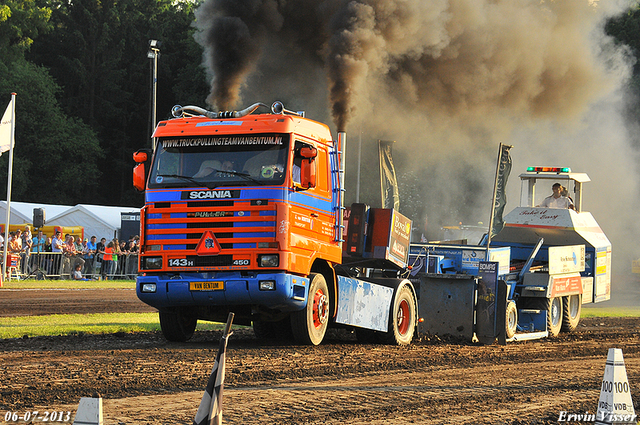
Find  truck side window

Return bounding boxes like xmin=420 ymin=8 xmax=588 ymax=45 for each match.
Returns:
xmin=292 ymin=158 xmax=302 ymax=184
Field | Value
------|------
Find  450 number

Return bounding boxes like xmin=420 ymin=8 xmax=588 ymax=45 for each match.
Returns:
xmin=233 ymin=259 xmax=249 ymax=266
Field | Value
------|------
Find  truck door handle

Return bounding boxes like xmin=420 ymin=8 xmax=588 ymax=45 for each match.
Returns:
xmin=311 ymin=213 xmax=319 ymax=217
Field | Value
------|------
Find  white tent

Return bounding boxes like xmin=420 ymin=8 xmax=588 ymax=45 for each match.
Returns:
xmin=0 ymin=201 xmax=140 ymax=240
xmin=47 ymin=204 xmax=140 ymax=240
xmin=0 ymin=201 xmax=72 ymax=225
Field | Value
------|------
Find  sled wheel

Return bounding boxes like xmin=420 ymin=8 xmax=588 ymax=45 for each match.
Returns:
xmin=561 ymin=294 xmax=582 ymax=332
xmin=505 ymin=301 xmax=518 ymax=339
xmin=159 ymin=310 xmax=197 ymax=342
xmin=382 ymin=285 xmax=416 ymax=345
xmin=544 ymin=297 xmax=563 ymax=337
xmin=291 ymin=273 xmax=330 ymax=345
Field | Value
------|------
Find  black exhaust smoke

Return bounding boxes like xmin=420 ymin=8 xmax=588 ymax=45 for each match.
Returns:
xmin=194 ymin=0 xmax=629 ymax=133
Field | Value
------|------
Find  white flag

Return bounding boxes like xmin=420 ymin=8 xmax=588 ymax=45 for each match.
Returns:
xmin=0 ymin=98 xmax=14 ymax=155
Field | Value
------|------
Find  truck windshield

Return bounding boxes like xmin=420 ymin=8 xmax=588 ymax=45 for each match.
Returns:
xmin=149 ymin=134 xmax=290 ymax=188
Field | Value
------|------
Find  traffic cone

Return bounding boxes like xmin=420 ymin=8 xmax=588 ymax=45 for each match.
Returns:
xmin=72 ymin=397 xmax=103 ymax=425
xmin=595 ymin=348 xmax=637 ymax=425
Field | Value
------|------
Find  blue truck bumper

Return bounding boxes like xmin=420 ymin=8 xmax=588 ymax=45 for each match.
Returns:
xmin=136 ymin=271 xmax=309 ymax=311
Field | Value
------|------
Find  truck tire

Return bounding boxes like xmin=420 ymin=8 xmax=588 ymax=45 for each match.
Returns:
xmin=159 ymin=311 xmax=197 ymax=342
xmin=253 ymin=318 xmax=293 ymax=341
xmin=252 ymin=319 xmax=275 ymax=340
xmin=505 ymin=301 xmax=518 ymax=339
xmin=561 ymin=294 xmax=582 ymax=332
xmin=273 ymin=318 xmax=294 ymax=341
xmin=543 ymin=297 xmax=563 ymax=337
xmin=290 ymin=273 xmax=330 ymax=345
xmin=381 ymin=285 xmax=416 ymax=346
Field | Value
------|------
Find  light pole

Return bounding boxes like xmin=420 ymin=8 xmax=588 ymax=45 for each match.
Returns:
xmin=147 ymin=40 xmax=160 ymax=150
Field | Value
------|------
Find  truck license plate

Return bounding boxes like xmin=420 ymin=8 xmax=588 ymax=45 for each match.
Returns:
xmin=190 ymin=281 xmax=224 ymax=291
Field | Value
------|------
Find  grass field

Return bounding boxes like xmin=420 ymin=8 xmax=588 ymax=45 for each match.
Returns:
xmin=581 ymin=305 xmax=640 ymax=317
xmin=1 ymin=279 xmax=134 ymax=289
xmin=0 ymin=279 xmax=228 ymax=339
xmin=1 ymin=280 xmax=638 ymax=339
xmin=0 ymin=313 xmax=226 ymax=339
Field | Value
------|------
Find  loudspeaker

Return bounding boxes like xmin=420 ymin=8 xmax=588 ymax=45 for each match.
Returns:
xmin=33 ymin=208 xmax=45 ymax=228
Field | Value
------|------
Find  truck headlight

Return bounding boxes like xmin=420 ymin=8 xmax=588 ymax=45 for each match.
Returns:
xmin=143 ymin=256 xmax=162 ymax=269
xmin=141 ymin=283 xmax=157 ymax=293
xmin=258 ymin=254 xmax=279 ymax=267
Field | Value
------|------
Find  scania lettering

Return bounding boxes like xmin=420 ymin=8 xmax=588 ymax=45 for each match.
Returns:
xmin=188 ymin=190 xmax=234 ymax=199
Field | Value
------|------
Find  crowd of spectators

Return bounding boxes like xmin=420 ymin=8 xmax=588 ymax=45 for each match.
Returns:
xmin=0 ymin=226 xmax=140 ymax=280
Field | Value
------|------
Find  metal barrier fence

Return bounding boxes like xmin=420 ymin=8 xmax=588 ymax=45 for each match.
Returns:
xmin=5 ymin=252 xmax=139 ymax=280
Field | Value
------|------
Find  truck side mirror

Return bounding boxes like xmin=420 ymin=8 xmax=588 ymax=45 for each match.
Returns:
xmin=133 ymin=149 xmax=150 ymax=192
xmin=300 ymin=147 xmax=317 ymax=159
xmin=133 ymin=163 xmax=146 ymax=191
xmin=301 ymin=158 xmax=316 ymax=189
xmin=297 ymin=147 xmax=317 ymax=189
xmin=133 ymin=151 xmax=148 ymax=163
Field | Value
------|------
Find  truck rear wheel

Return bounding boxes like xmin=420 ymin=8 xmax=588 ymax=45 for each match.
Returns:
xmin=159 ymin=311 xmax=197 ymax=342
xmin=291 ymin=273 xmax=330 ymax=345
xmin=561 ymin=294 xmax=582 ymax=332
xmin=381 ymin=285 xmax=416 ymax=345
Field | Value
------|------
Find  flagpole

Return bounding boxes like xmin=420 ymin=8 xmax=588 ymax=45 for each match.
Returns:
xmin=356 ymin=128 xmax=361 ymax=203
xmin=2 ymin=93 xmax=16 ymax=280
xmin=378 ymin=140 xmax=383 ymax=208
xmin=486 ymin=143 xmax=503 ymax=258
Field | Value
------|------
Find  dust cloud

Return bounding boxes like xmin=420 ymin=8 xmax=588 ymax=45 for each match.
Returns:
xmin=194 ymin=0 xmax=640 ymax=300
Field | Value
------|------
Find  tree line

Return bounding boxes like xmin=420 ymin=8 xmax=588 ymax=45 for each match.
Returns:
xmin=1 ymin=0 xmax=639 ymax=207
xmin=0 ymin=0 xmax=209 ymax=207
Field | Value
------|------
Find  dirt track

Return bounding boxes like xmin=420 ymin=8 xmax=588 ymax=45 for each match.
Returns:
xmin=1 ymin=287 xmax=639 ymax=424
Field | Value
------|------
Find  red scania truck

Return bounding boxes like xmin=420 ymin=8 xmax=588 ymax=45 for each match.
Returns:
xmin=133 ymin=101 xmax=416 ymax=345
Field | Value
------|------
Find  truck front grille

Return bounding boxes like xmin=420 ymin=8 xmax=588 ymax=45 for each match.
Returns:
xmin=144 ymin=199 xmax=276 ymax=252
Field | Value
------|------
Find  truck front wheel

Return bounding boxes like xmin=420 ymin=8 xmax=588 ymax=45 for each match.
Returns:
xmin=291 ymin=273 xmax=330 ymax=345
xmin=159 ymin=310 xmax=197 ymax=342
xmin=561 ymin=294 xmax=582 ymax=332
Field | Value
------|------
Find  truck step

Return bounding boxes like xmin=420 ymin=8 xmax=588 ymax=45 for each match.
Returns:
xmin=519 ymin=309 xmax=542 ymax=314
xmin=523 ymin=286 xmax=546 ymax=292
